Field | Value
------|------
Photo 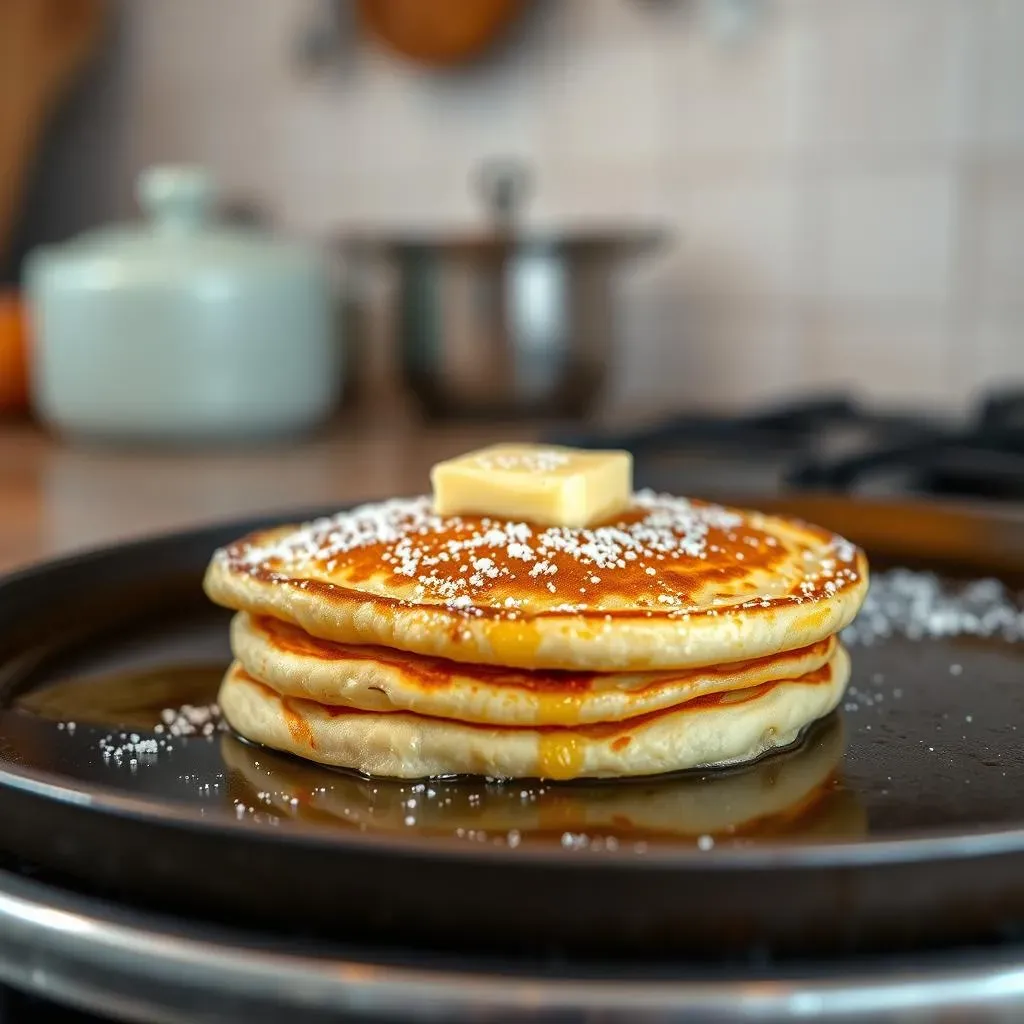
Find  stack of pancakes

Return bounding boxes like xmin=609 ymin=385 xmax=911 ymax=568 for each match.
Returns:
xmin=204 ymin=492 xmax=869 ymax=780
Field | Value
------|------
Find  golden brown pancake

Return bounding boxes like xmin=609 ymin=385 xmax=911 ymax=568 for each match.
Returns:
xmin=205 ymin=493 xmax=868 ymax=671
xmin=231 ymin=611 xmax=838 ymax=726
xmin=220 ymin=713 xmax=866 ymax=842
xmin=217 ymin=645 xmax=850 ymax=780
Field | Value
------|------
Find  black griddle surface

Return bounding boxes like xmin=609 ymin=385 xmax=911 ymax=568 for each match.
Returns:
xmin=1 ymin=498 xmax=1024 ymax=961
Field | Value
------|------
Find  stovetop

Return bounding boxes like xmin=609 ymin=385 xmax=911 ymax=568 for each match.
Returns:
xmin=553 ymin=390 xmax=1024 ymax=504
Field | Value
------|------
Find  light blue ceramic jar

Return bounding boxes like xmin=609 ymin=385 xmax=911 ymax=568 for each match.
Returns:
xmin=25 ymin=166 xmax=342 ymax=443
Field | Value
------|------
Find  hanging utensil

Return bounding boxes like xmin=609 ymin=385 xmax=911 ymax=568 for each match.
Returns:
xmin=0 ymin=0 xmax=107 ymax=264
xmin=355 ymin=0 xmax=528 ymax=67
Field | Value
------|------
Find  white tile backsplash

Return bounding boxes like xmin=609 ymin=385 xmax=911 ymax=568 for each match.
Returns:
xmin=542 ymin=40 xmax=664 ymax=166
xmin=281 ymin=58 xmax=444 ymax=181
xmin=802 ymin=310 xmax=956 ymax=408
xmin=964 ymin=316 xmax=1024 ymax=394
xmin=109 ymin=0 xmax=1024 ymax=414
xmin=818 ymin=169 xmax=958 ymax=305
xmin=543 ymin=0 xmax=661 ymax=46
xmin=805 ymin=0 xmax=971 ymax=156
xmin=662 ymin=0 xmax=810 ymax=162
xmin=663 ymin=172 xmax=803 ymax=301
xmin=976 ymin=0 xmax=1024 ymax=148
xmin=672 ymin=302 xmax=802 ymax=410
xmin=971 ymin=164 xmax=1024 ymax=310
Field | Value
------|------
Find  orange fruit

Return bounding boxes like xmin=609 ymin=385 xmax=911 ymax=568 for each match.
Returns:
xmin=0 ymin=291 xmax=29 ymax=413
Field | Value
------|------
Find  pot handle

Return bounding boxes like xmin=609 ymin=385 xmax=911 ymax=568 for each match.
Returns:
xmin=476 ymin=158 xmax=531 ymax=231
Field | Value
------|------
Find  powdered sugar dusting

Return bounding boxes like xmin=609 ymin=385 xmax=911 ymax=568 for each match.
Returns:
xmin=471 ymin=449 xmax=571 ymax=473
xmin=218 ymin=492 xmax=861 ymax=614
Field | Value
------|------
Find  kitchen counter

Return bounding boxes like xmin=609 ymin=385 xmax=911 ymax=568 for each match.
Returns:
xmin=0 ymin=416 xmax=541 ymax=574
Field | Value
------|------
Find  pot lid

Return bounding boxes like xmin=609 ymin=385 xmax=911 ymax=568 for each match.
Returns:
xmin=342 ymin=226 xmax=666 ymax=258
xmin=30 ymin=166 xmax=321 ymax=282
xmin=341 ymin=159 xmax=667 ymax=258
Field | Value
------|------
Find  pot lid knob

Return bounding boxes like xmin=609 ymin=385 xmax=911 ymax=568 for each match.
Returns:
xmin=477 ymin=158 xmax=531 ymax=230
xmin=136 ymin=165 xmax=217 ymax=233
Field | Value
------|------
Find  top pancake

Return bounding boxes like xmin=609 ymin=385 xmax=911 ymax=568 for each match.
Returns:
xmin=204 ymin=492 xmax=869 ymax=672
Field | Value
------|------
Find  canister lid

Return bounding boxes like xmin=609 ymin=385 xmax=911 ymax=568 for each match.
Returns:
xmin=26 ymin=165 xmax=323 ymax=291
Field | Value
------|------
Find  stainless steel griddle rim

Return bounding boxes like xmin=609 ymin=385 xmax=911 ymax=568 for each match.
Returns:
xmin=2 ymin=870 xmax=1024 ymax=1024
xmin=5 ymin=498 xmax=1024 ymax=874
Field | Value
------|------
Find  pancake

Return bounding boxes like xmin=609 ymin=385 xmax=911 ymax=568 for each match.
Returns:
xmin=217 ymin=645 xmax=850 ymax=780
xmin=220 ymin=713 xmax=866 ymax=841
xmin=205 ymin=492 xmax=868 ymax=671
xmin=231 ymin=611 xmax=838 ymax=726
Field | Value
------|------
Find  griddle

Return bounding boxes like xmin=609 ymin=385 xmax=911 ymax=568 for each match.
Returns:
xmin=1 ymin=495 xmax=1024 ymax=966
xmin=3 ymin=863 xmax=1024 ymax=1024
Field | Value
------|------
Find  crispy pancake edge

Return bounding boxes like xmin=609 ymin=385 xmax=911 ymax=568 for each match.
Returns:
xmin=217 ymin=646 xmax=850 ymax=780
xmin=231 ymin=611 xmax=839 ymax=726
xmin=205 ymin=496 xmax=869 ymax=671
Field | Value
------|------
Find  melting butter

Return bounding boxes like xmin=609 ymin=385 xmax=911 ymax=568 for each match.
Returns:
xmin=431 ymin=443 xmax=632 ymax=528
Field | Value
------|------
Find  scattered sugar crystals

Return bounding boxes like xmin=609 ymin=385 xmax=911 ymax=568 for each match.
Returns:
xmin=561 ymin=831 xmax=589 ymax=850
xmin=94 ymin=701 xmax=225 ymax=768
xmin=842 ymin=570 xmax=1024 ymax=647
xmin=98 ymin=731 xmax=163 ymax=768
xmin=219 ymin=772 xmax=646 ymax=854
xmin=557 ymin=832 xmax=626 ymax=853
xmin=154 ymin=702 xmax=226 ymax=738
xmin=833 ymin=570 xmax=1024 ymax=722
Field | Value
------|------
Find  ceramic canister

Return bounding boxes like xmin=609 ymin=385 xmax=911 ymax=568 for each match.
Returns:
xmin=25 ymin=166 xmax=342 ymax=443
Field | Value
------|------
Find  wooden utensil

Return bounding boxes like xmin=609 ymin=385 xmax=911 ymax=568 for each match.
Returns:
xmin=356 ymin=0 xmax=526 ymax=67
xmin=0 ymin=0 xmax=108 ymax=265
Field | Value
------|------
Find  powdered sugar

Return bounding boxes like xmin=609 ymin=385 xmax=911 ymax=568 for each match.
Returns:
xmin=99 ymin=731 xmax=166 ymax=768
xmin=217 ymin=492 xmax=862 ymax=618
xmin=226 ymin=493 xmax=738 ymax=573
xmin=471 ymin=449 xmax=571 ymax=473
xmin=842 ymin=569 xmax=1024 ymax=646
xmin=96 ymin=702 xmax=226 ymax=768
xmin=154 ymin=702 xmax=226 ymax=738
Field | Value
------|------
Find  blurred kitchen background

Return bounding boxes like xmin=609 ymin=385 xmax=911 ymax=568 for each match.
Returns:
xmin=7 ymin=0 xmax=1023 ymax=416
xmin=3 ymin=0 xmax=1024 ymax=567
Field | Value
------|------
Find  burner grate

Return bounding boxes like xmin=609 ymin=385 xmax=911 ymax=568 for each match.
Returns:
xmin=551 ymin=390 xmax=1024 ymax=502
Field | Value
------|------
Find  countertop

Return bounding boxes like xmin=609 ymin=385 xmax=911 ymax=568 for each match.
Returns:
xmin=0 ymin=416 xmax=541 ymax=574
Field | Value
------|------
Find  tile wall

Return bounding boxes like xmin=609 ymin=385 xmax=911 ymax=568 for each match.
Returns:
xmin=116 ymin=0 xmax=1024 ymax=416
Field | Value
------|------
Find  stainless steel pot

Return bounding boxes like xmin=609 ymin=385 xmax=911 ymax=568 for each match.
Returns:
xmin=347 ymin=162 xmax=664 ymax=419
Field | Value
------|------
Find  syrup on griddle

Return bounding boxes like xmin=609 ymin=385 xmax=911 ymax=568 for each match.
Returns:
xmin=15 ymin=663 xmax=225 ymax=730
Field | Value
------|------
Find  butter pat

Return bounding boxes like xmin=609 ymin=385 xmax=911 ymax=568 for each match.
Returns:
xmin=431 ymin=444 xmax=633 ymax=528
